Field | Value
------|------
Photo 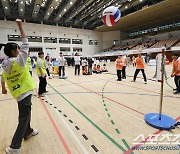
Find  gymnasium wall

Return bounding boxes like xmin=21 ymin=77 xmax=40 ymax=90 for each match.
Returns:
xmin=0 ymin=20 xmax=103 ymax=58
xmin=102 ymin=31 xmax=120 ymax=49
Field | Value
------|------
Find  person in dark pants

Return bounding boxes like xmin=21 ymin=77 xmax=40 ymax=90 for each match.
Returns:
xmin=74 ymin=52 xmax=81 ymax=75
xmin=58 ymin=52 xmax=66 ymax=78
xmin=115 ymin=55 xmax=123 ymax=81
xmin=122 ymin=55 xmax=127 ymax=79
xmin=171 ymin=54 xmax=180 ymax=94
xmin=88 ymin=57 xmax=93 ymax=75
xmin=1 ymin=19 xmax=38 ymax=154
xmin=132 ymin=54 xmax=147 ymax=84
xmin=45 ymin=56 xmax=52 ymax=79
xmin=36 ymin=52 xmax=47 ymax=96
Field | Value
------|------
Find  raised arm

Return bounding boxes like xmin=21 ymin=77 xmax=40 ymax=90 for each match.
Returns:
xmin=16 ymin=19 xmax=29 ymax=67
xmin=16 ymin=19 xmax=26 ymax=39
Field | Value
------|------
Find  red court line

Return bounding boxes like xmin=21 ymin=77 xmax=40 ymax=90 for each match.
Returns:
xmin=37 ymin=93 xmax=71 ymax=154
xmin=66 ymin=80 xmax=145 ymax=116
xmin=123 ymin=116 xmax=180 ymax=154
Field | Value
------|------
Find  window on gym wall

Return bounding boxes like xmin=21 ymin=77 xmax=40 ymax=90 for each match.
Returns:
xmin=29 ymin=47 xmax=43 ymax=52
xmin=73 ymin=47 xmax=82 ymax=52
xmin=44 ymin=37 xmax=57 ymax=43
xmin=27 ymin=36 xmax=42 ymax=42
xmin=94 ymin=40 xmax=98 ymax=45
xmin=72 ymin=39 xmax=83 ymax=44
xmin=60 ymin=47 xmax=70 ymax=52
xmin=59 ymin=38 xmax=71 ymax=44
xmin=89 ymin=40 xmax=93 ymax=45
xmin=8 ymin=35 xmax=21 ymax=41
xmin=8 ymin=35 xmax=42 ymax=42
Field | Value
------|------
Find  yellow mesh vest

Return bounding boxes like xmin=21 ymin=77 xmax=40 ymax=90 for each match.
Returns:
xmin=2 ymin=60 xmax=36 ymax=98
xmin=36 ymin=58 xmax=46 ymax=75
xmin=26 ymin=56 xmax=32 ymax=70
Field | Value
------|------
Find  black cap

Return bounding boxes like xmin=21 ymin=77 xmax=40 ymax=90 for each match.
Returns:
xmin=38 ymin=51 xmax=44 ymax=56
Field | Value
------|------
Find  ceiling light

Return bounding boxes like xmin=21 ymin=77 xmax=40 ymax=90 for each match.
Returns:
xmin=70 ymin=1 xmax=73 ymax=5
xmin=64 ymin=8 xmax=67 ymax=12
xmin=4 ymin=7 xmax=8 ymax=9
xmin=59 ymin=14 xmax=62 ymax=17
xmin=47 ymin=13 xmax=50 ymax=15
xmin=50 ymin=6 xmax=54 ymax=9
xmin=140 ymin=0 xmax=143 ymax=1
xmin=20 ymin=9 xmax=23 ymax=11
xmin=20 ymin=1 xmax=23 ymax=4
xmin=125 ymin=6 xmax=128 ymax=9
xmin=36 ymin=4 xmax=40 ymax=6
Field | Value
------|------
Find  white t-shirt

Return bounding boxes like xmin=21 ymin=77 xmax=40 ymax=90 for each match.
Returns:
xmin=58 ymin=57 xmax=66 ymax=66
xmin=74 ymin=56 xmax=81 ymax=65
xmin=82 ymin=59 xmax=87 ymax=66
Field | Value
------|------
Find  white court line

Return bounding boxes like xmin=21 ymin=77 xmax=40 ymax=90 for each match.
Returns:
xmin=45 ymin=95 xmax=89 ymax=154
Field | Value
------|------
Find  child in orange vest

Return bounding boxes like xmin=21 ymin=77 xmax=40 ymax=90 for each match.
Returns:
xmin=115 ymin=55 xmax=123 ymax=81
xmin=171 ymin=54 xmax=180 ymax=94
xmin=93 ymin=64 xmax=97 ymax=73
xmin=82 ymin=65 xmax=88 ymax=75
xmin=132 ymin=54 xmax=147 ymax=84
xmin=96 ymin=65 xmax=102 ymax=74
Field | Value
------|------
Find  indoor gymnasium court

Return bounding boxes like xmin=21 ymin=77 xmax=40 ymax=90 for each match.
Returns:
xmin=0 ymin=0 xmax=180 ymax=154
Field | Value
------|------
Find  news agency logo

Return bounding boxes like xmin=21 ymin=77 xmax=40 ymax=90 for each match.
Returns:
xmin=132 ymin=134 xmax=180 ymax=151
xmin=133 ymin=134 xmax=180 ymax=145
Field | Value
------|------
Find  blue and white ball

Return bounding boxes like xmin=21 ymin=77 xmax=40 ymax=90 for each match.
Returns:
xmin=102 ymin=6 xmax=121 ymax=27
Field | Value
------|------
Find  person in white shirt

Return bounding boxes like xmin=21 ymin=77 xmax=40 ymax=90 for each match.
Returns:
xmin=122 ymin=55 xmax=127 ymax=79
xmin=58 ymin=52 xmax=66 ymax=78
xmin=81 ymin=57 xmax=87 ymax=71
xmin=45 ymin=56 xmax=52 ymax=79
xmin=1 ymin=19 xmax=38 ymax=154
xmin=74 ymin=52 xmax=81 ymax=75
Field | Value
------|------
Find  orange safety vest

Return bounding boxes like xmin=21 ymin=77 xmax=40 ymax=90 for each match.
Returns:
xmin=136 ymin=57 xmax=144 ymax=69
xmin=173 ymin=60 xmax=180 ymax=75
xmin=116 ymin=59 xmax=123 ymax=70
xmin=93 ymin=66 xmax=97 ymax=71
xmin=97 ymin=67 xmax=101 ymax=71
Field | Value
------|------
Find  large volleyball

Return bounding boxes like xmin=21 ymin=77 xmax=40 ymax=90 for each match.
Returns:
xmin=102 ymin=6 xmax=121 ymax=27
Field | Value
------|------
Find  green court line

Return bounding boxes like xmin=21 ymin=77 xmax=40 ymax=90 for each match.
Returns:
xmin=111 ymin=120 xmax=115 ymax=125
xmin=122 ymin=139 xmax=134 ymax=154
xmin=47 ymin=83 xmax=131 ymax=153
xmin=115 ymin=128 xmax=120 ymax=134
xmin=100 ymin=81 xmax=134 ymax=154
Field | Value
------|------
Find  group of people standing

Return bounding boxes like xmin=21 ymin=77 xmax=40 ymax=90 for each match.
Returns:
xmin=115 ymin=54 xmax=147 ymax=84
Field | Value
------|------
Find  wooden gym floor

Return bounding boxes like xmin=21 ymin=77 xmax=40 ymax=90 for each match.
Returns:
xmin=0 ymin=62 xmax=179 ymax=154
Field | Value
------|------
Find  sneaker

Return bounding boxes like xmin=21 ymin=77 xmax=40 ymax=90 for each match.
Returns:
xmin=44 ymin=91 xmax=48 ymax=93
xmin=24 ymin=130 xmax=39 ymax=141
xmin=174 ymin=92 xmax=180 ymax=95
xmin=49 ymin=77 xmax=52 ymax=79
xmin=173 ymin=88 xmax=177 ymax=91
xmin=131 ymin=80 xmax=135 ymax=82
xmin=145 ymin=81 xmax=147 ymax=84
xmin=5 ymin=147 xmax=20 ymax=154
xmin=39 ymin=94 xmax=44 ymax=97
